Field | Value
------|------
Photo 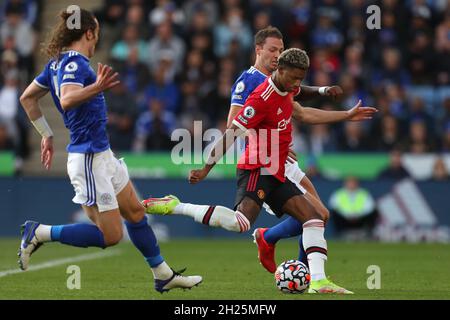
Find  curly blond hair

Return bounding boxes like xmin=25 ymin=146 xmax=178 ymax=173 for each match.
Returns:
xmin=278 ymin=48 xmax=310 ymax=70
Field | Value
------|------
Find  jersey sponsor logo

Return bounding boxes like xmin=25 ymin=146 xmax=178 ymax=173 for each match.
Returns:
xmin=232 ymin=94 xmax=242 ymax=100
xmin=277 ymin=107 xmax=283 ymax=115
xmin=238 ymin=115 xmax=248 ymax=125
xmin=243 ymin=106 xmax=255 ymax=118
xmin=277 ymin=117 xmax=291 ymax=131
xmin=65 ymin=61 xmax=78 ymax=72
xmin=63 ymin=74 xmax=75 ymax=80
xmin=234 ymin=81 xmax=245 ymax=93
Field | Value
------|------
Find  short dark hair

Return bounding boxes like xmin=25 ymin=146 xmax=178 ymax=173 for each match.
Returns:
xmin=278 ymin=48 xmax=310 ymax=70
xmin=254 ymin=26 xmax=283 ymax=46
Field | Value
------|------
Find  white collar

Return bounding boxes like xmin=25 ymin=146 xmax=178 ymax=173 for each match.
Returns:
xmin=268 ymin=77 xmax=288 ymax=96
xmin=61 ymin=50 xmax=90 ymax=61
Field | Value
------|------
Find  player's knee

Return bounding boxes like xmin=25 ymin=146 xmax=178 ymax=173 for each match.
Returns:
xmin=103 ymin=229 xmax=123 ymax=247
xmin=236 ymin=198 xmax=260 ymax=225
xmin=125 ymin=206 xmax=145 ymax=224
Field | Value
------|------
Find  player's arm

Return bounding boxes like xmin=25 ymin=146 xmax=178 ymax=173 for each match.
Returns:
xmin=227 ymin=105 xmax=242 ymax=128
xmin=20 ymin=82 xmax=54 ymax=170
xmin=296 ymin=85 xmax=343 ymax=100
xmin=60 ymin=63 xmax=119 ymax=111
xmin=293 ymin=100 xmax=377 ymax=124
xmin=189 ymin=123 xmax=245 ymax=184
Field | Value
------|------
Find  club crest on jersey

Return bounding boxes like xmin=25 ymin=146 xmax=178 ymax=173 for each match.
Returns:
xmin=235 ymin=81 xmax=245 ymax=93
xmin=65 ymin=62 xmax=78 ymax=72
xmin=243 ymin=106 xmax=255 ymax=118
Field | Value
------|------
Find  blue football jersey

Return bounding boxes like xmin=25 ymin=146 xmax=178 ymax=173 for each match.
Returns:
xmin=34 ymin=50 xmax=110 ymax=153
xmin=230 ymin=66 xmax=267 ymax=107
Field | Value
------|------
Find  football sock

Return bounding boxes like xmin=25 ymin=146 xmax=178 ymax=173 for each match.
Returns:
xmin=50 ymin=223 xmax=106 ymax=248
xmin=174 ymin=203 xmax=250 ymax=232
xmin=125 ymin=216 xmax=169 ymax=278
xmin=302 ymin=219 xmax=327 ymax=281
xmin=34 ymin=224 xmax=52 ymax=242
xmin=264 ymin=216 xmax=303 ymax=244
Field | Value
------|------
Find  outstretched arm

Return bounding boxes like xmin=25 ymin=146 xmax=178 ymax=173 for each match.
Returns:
xmin=297 ymin=85 xmax=343 ymax=100
xmin=189 ymin=123 xmax=245 ymax=184
xmin=293 ymin=100 xmax=377 ymax=124
xmin=60 ymin=63 xmax=119 ymax=111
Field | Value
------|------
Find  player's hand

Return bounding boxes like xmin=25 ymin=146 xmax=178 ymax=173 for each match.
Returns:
xmin=325 ymin=86 xmax=343 ymax=99
xmin=189 ymin=167 xmax=209 ymax=184
xmin=346 ymin=99 xmax=378 ymax=121
xmin=40 ymin=136 xmax=54 ymax=170
xmin=95 ymin=63 xmax=120 ymax=92
xmin=287 ymin=148 xmax=297 ymax=164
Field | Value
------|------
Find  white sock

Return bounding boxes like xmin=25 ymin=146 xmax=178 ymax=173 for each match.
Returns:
xmin=302 ymin=219 xmax=327 ymax=281
xmin=174 ymin=203 xmax=250 ymax=232
xmin=35 ymin=224 xmax=52 ymax=242
xmin=151 ymin=261 xmax=173 ymax=280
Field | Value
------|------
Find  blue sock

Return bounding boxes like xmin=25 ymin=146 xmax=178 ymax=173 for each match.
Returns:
xmin=51 ymin=224 xmax=106 ymax=248
xmin=264 ymin=216 xmax=303 ymax=244
xmin=297 ymin=235 xmax=308 ymax=266
xmin=125 ymin=216 xmax=164 ymax=268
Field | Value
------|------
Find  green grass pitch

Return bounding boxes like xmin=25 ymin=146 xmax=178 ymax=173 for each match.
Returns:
xmin=0 ymin=238 xmax=449 ymax=300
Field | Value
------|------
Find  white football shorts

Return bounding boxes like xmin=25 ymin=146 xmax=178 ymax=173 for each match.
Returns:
xmin=263 ymin=160 xmax=307 ymax=216
xmin=67 ymin=149 xmax=130 ymax=212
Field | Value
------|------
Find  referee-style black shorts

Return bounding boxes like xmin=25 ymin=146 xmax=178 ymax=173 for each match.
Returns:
xmin=234 ymin=168 xmax=305 ymax=217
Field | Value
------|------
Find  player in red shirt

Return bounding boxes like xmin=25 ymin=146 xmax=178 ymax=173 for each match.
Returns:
xmin=145 ymin=48 xmax=354 ymax=294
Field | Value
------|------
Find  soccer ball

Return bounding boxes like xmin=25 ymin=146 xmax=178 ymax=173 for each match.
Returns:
xmin=274 ymin=260 xmax=310 ymax=294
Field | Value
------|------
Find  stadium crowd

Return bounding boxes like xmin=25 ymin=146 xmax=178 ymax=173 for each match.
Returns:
xmin=0 ymin=0 xmax=449 ymax=175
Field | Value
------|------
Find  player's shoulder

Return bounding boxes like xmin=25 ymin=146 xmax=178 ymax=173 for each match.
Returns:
xmin=233 ymin=67 xmax=266 ymax=89
xmin=59 ymin=51 xmax=89 ymax=71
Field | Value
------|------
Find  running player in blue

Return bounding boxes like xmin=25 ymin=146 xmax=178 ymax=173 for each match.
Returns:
xmin=17 ymin=8 xmax=201 ymax=293
xmin=227 ymin=26 xmax=376 ymax=274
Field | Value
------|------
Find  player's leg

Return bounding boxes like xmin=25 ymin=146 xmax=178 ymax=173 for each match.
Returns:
xmin=276 ymin=183 xmax=352 ymax=294
xmin=256 ymin=166 xmax=329 ymax=268
xmin=18 ymin=205 xmax=123 ymax=270
xmin=116 ymin=180 xmax=202 ymax=292
xmin=141 ymin=169 xmax=272 ymax=233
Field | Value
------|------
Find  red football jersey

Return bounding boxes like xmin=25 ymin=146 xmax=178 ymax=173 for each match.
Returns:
xmin=232 ymin=77 xmax=299 ymax=182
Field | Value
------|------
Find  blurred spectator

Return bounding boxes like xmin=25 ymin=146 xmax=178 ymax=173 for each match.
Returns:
xmin=329 ymin=177 xmax=378 ymax=239
xmin=0 ymin=2 xmax=35 ymax=75
xmin=310 ymin=10 xmax=343 ymax=51
xmin=149 ymin=0 xmax=185 ymax=29
xmin=430 ymin=157 xmax=450 ymax=181
xmin=441 ymin=121 xmax=450 ymax=152
xmin=133 ymin=98 xmax=177 ymax=152
xmin=371 ymin=114 xmax=402 ymax=151
xmin=250 ymin=0 xmax=287 ymax=32
xmin=182 ymin=0 xmax=219 ymax=28
xmin=147 ymin=21 xmax=185 ymax=77
xmin=0 ymin=122 xmax=13 ymax=150
xmin=285 ymin=0 xmax=311 ymax=43
xmin=142 ymin=57 xmax=180 ymax=114
xmin=306 ymin=123 xmax=336 ymax=156
xmin=372 ymin=47 xmax=410 ymax=90
xmin=105 ymin=82 xmax=139 ymax=151
xmin=0 ymin=69 xmax=20 ymax=146
xmin=402 ymin=118 xmax=437 ymax=153
xmin=213 ymin=6 xmax=252 ymax=58
xmin=110 ymin=24 xmax=148 ymax=63
xmin=111 ymin=47 xmax=151 ymax=95
xmin=434 ymin=10 xmax=450 ymax=85
xmin=338 ymin=122 xmax=370 ymax=152
xmin=378 ymin=149 xmax=411 ymax=180
xmin=0 ymin=0 xmax=38 ymax=27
